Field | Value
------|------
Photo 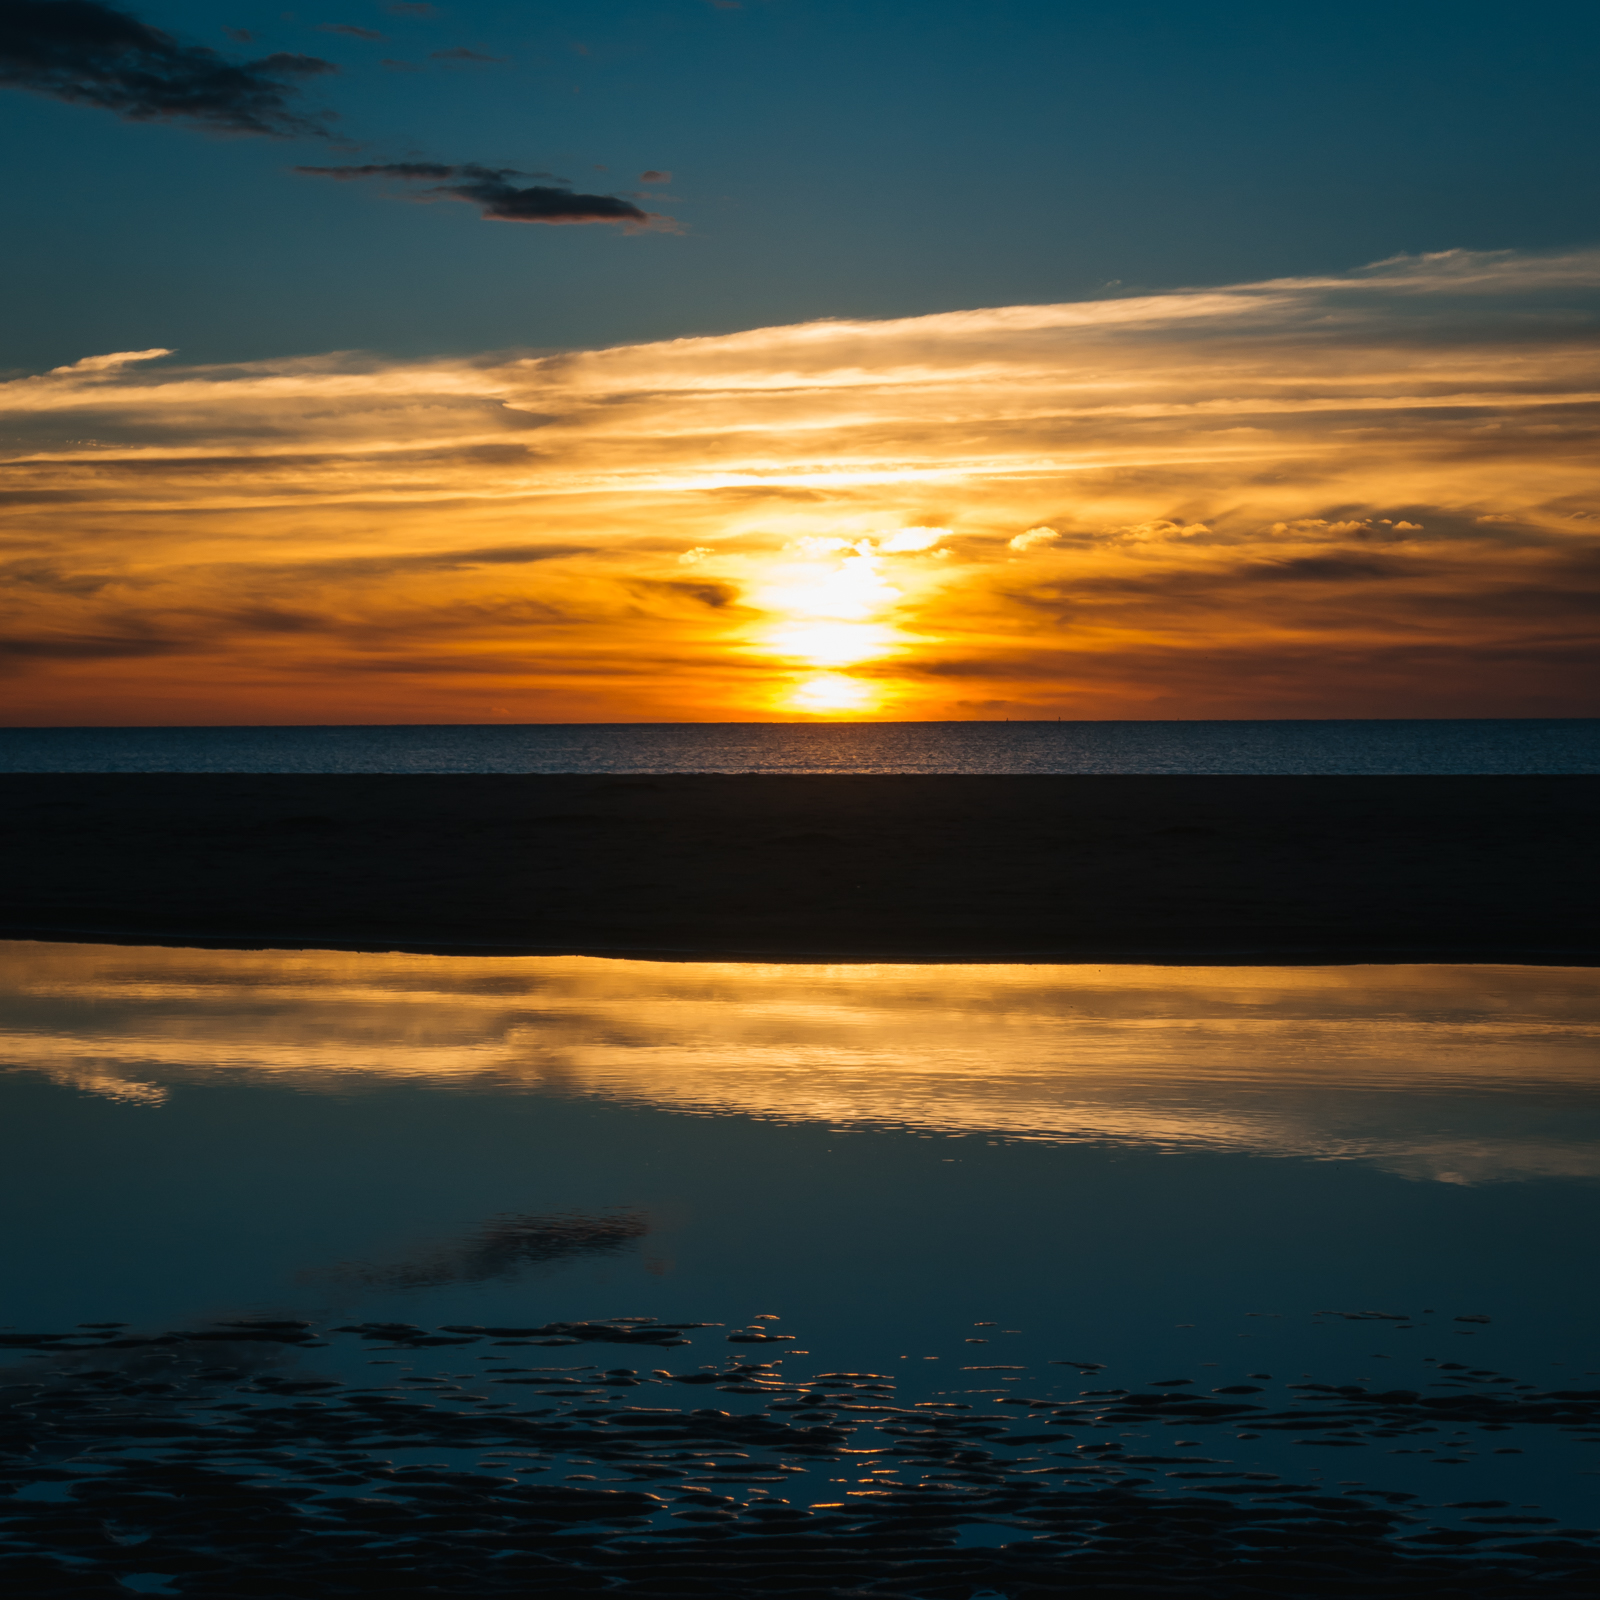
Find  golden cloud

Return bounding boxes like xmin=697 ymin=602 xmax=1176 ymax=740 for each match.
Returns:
xmin=2 ymin=248 xmax=1598 ymax=721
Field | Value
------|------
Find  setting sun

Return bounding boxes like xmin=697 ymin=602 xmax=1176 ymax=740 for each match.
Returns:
xmin=744 ymin=529 xmax=951 ymax=690
xmin=764 ymin=621 xmax=896 ymax=668
xmin=786 ymin=674 xmax=878 ymax=714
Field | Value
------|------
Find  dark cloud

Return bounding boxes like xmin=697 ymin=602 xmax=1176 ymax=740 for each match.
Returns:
xmin=0 ymin=0 xmax=337 ymax=135
xmin=289 ymin=541 xmax=595 ymax=580
xmin=430 ymin=45 xmax=505 ymax=63
xmin=639 ymin=168 xmax=670 ymax=183
xmin=226 ymin=604 xmax=321 ymax=633
xmin=296 ymin=160 xmax=653 ymax=225
xmin=1003 ymin=539 xmax=1600 ymax=641
xmin=1247 ymin=554 xmax=1404 ymax=583
xmin=459 ymin=176 xmax=649 ymax=225
xmin=0 ymin=558 xmax=117 ymax=595
xmin=0 ymin=630 xmax=185 ymax=662
xmin=628 ymin=578 xmax=738 ymax=609
xmin=320 ymin=23 xmax=383 ymax=41
xmin=1 ymin=541 xmax=590 ymax=600
xmin=298 ymin=159 xmax=477 ymax=181
xmin=0 ymin=583 xmax=588 ymax=675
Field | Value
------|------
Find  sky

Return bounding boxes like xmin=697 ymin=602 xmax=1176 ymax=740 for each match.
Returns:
xmin=2 ymin=0 xmax=1599 ymax=723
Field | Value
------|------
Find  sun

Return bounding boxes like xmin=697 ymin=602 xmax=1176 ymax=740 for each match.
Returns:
xmin=787 ymin=674 xmax=876 ymax=714
xmin=765 ymin=620 xmax=895 ymax=668
xmin=740 ymin=527 xmax=950 ymax=717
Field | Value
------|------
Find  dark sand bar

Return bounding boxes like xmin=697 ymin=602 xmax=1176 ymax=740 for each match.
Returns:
xmin=2 ymin=773 xmax=1596 ymax=961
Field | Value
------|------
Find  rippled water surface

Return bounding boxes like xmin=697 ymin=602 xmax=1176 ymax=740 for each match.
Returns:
xmin=2 ymin=717 xmax=1597 ymax=773
xmin=3 ymin=943 xmax=1598 ymax=1592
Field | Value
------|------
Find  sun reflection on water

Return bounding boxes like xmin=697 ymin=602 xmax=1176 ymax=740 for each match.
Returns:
xmin=3 ymin=943 xmax=1598 ymax=1185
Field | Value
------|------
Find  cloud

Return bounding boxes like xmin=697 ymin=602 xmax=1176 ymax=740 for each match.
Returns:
xmin=1009 ymin=526 xmax=1060 ymax=551
xmin=453 ymin=176 xmax=651 ymax=226
xmin=2 ymin=249 xmax=1597 ymax=721
xmin=636 ymin=577 xmax=738 ymax=608
xmin=879 ymin=527 xmax=946 ymax=552
xmin=0 ymin=0 xmax=337 ymax=135
xmin=296 ymin=160 xmax=488 ymax=180
xmin=296 ymin=160 xmax=655 ymax=225
xmin=47 ymin=347 xmax=171 ymax=373
xmin=639 ymin=169 xmax=671 ymax=183
xmin=1108 ymin=519 xmax=1211 ymax=544
xmin=1 ymin=6 xmax=645 ymax=232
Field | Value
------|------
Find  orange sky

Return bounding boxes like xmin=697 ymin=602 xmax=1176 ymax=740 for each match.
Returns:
xmin=4 ymin=248 xmax=1598 ymax=723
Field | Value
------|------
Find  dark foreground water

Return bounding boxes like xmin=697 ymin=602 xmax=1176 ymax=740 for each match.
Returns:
xmin=2 ymin=944 xmax=1598 ymax=1597
xmin=1 ymin=718 xmax=1597 ymax=775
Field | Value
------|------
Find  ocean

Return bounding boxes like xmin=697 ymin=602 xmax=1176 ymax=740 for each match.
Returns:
xmin=0 ymin=717 xmax=1596 ymax=774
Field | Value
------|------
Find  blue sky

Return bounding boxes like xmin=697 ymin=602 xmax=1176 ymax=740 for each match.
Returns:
xmin=4 ymin=0 xmax=1599 ymax=370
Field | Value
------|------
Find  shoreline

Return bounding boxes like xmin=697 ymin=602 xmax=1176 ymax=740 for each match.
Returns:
xmin=4 ymin=772 xmax=1595 ymax=965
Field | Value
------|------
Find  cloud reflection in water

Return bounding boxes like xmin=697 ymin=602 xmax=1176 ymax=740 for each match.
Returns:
xmin=2 ymin=941 xmax=1596 ymax=1186
xmin=301 ymin=1208 xmax=650 ymax=1291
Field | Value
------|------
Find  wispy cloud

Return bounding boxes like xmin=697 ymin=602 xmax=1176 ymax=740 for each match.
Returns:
xmin=429 ymin=45 xmax=506 ymax=64
xmin=296 ymin=161 xmax=656 ymax=225
xmin=2 ymin=251 xmax=1597 ymax=722
xmin=0 ymin=0 xmax=337 ymax=136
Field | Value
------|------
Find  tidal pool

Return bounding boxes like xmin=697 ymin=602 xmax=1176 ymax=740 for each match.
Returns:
xmin=2 ymin=942 xmax=1597 ymax=1595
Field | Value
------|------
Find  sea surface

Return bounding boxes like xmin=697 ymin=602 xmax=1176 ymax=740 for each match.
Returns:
xmin=1 ymin=717 xmax=1597 ymax=774
xmin=2 ymin=941 xmax=1597 ymax=1595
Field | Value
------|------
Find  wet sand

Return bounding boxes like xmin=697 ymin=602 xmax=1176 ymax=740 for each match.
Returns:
xmin=5 ymin=1315 xmax=1599 ymax=1598
xmin=1 ymin=773 xmax=1595 ymax=961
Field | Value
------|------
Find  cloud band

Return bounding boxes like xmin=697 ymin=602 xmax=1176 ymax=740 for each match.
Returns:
xmin=1 ymin=250 xmax=1596 ymax=722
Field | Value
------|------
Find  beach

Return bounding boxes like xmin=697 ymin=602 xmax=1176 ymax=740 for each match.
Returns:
xmin=3 ymin=772 xmax=1594 ymax=960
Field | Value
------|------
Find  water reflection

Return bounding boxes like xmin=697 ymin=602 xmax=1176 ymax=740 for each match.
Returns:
xmin=300 ymin=1209 xmax=651 ymax=1292
xmin=3 ymin=941 xmax=1596 ymax=1185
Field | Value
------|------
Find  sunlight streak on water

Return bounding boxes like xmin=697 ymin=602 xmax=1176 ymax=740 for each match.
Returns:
xmin=4 ymin=943 xmax=1596 ymax=1185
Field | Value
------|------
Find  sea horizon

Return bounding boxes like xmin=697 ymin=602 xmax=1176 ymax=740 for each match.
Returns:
xmin=2 ymin=716 xmax=1596 ymax=775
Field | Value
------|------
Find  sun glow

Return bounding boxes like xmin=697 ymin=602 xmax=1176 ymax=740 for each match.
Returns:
xmin=746 ymin=529 xmax=950 ymax=713
xmin=787 ymin=674 xmax=877 ymax=713
xmin=765 ymin=620 xmax=895 ymax=667
xmin=752 ymin=539 xmax=902 ymax=623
